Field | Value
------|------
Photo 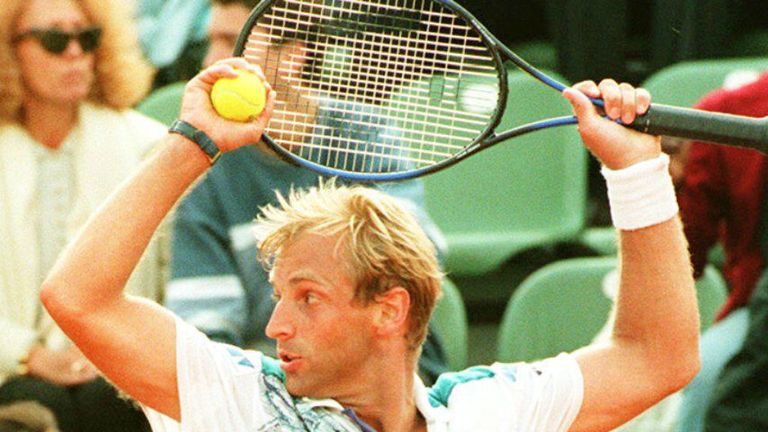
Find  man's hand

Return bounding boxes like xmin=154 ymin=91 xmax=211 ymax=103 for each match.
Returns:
xmin=179 ymin=57 xmax=276 ymax=154
xmin=563 ymin=79 xmax=660 ymax=170
xmin=26 ymin=345 xmax=99 ymax=386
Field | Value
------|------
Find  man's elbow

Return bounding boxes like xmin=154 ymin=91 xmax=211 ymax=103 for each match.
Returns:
xmin=671 ymin=349 xmax=701 ymax=391
xmin=657 ymin=339 xmax=701 ymax=394
xmin=40 ymin=280 xmax=87 ymax=325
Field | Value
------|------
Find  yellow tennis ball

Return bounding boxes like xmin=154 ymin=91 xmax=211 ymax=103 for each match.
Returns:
xmin=210 ymin=70 xmax=266 ymax=122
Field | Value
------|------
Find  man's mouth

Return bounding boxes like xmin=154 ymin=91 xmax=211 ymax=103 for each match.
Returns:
xmin=278 ymin=351 xmax=303 ymax=372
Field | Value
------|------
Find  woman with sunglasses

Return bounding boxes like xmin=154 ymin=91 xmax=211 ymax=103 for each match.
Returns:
xmin=0 ymin=0 xmax=165 ymax=431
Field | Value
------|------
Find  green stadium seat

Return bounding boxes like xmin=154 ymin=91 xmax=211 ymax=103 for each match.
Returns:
xmin=423 ymin=70 xmax=588 ymax=276
xmin=431 ymin=277 xmax=469 ymax=371
xmin=496 ymin=257 xmax=727 ymax=363
xmin=641 ymin=57 xmax=768 ymax=108
xmin=136 ymin=81 xmax=186 ymax=126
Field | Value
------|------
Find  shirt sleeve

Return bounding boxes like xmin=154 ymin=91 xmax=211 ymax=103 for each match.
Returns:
xmin=441 ymin=353 xmax=583 ymax=432
xmin=144 ymin=318 xmax=269 ymax=431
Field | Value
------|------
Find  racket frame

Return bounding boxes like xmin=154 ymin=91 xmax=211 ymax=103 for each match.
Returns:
xmin=232 ymin=0 xmax=541 ymax=181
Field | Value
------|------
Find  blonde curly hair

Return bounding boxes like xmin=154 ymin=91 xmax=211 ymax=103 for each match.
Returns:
xmin=255 ymin=181 xmax=443 ymax=351
xmin=0 ymin=0 xmax=154 ymax=123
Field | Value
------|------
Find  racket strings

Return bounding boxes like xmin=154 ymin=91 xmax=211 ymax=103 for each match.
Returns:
xmin=273 ymin=104 xmax=482 ymax=140
xmin=247 ymin=0 xmax=500 ymax=174
xmin=263 ymin=66 xmax=491 ymax=127
xmin=269 ymin=103 xmax=472 ymax=147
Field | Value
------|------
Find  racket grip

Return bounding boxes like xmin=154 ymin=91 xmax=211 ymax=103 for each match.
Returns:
xmin=631 ymin=103 xmax=768 ymax=154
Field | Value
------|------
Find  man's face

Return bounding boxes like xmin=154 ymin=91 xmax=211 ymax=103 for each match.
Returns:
xmin=266 ymin=233 xmax=378 ymax=398
xmin=204 ymin=3 xmax=252 ymax=67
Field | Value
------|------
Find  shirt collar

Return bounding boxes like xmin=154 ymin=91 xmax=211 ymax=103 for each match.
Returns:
xmin=292 ymin=374 xmax=450 ymax=430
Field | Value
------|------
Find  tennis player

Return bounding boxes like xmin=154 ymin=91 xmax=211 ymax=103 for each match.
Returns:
xmin=41 ymin=58 xmax=699 ymax=431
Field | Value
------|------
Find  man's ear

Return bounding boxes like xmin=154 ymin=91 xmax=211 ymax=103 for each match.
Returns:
xmin=373 ymin=287 xmax=411 ymax=339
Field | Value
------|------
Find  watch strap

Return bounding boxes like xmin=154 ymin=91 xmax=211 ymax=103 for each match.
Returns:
xmin=169 ymin=119 xmax=221 ymax=164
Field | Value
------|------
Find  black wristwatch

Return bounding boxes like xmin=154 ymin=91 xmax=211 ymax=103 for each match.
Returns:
xmin=168 ymin=119 xmax=222 ymax=165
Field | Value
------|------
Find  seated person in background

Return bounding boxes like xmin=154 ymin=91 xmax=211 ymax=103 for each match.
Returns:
xmin=674 ymin=69 xmax=768 ymax=432
xmin=165 ymin=0 xmax=449 ymax=381
xmin=135 ymin=0 xmax=210 ymax=88
xmin=703 ymin=267 xmax=768 ymax=431
xmin=0 ymin=0 xmax=166 ymax=430
xmin=41 ymin=58 xmax=700 ymax=431
xmin=0 ymin=402 xmax=59 ymax=432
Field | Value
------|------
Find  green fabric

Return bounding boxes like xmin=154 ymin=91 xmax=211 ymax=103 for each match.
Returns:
xmin=547 ymin=0 xmax=628 ymax=82
xmin=428 ymin=366 xmax=496 ymax=408
xmin=649 ymin=0 xmax=738 ymax=70
xmin=704 ymin=273 xmax=768 ymax=431
xmin=260 ymin=356 xmax=286 ymax=381
xmin=703 ymin=175 xmax=768 ymax=431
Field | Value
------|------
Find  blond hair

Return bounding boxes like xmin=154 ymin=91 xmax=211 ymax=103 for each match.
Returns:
xmin=0 ymin=0 xmax=154 ymax=123
xmin=256 ymin=181 xmax=443 ymax=350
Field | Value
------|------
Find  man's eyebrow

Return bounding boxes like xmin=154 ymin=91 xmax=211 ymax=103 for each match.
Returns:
xmin=270 ymin=268 xmax=318 ymax=285
xmin=287 ymin=273 xmax=322 ymax=286
xmin=287 ymin=271 xmax=336 ymax=294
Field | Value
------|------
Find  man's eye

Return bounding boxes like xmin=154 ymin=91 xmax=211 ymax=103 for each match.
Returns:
xmin=303 ymin=293 xmax=317 ymax=304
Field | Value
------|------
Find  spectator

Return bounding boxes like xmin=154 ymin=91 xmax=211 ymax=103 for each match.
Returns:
xmin=0 ymin=402 xmax=58 ymax=432
xmin=135 ymin=0 xmax=210 ymax=88
xmin=674 ymin=70 xmax=768 ymax=431
xmin=164 ymin=0 xmax=450 ymax=382
xmin=0 ymin=0 xmax=166 ymax=430
xmin=704 ymin=269 xmax=768 ymax=431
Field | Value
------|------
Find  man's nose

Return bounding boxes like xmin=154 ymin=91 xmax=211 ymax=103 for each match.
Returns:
xmin=265 ymin=300 xmax=295 ymax=341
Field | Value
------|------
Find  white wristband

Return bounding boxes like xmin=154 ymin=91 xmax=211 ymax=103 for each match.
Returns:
xmin=601 ymin=154 xmax=678 ymax=231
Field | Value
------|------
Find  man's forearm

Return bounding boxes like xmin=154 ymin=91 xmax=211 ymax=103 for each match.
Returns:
xmin=614 ymin=217 xmax=699 ymax=380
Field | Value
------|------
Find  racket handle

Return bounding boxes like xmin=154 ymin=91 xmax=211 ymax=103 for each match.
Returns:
xmin=632 ymin=103 xmax=768 ymax=154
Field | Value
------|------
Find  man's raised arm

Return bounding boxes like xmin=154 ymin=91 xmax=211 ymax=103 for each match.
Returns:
xmin=563 ymin=80 xmax=700 ymax=432
xmin=40 ymin=59 xmax=275 ymax=421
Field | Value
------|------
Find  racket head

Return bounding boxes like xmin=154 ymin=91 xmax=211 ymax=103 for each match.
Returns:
xmin=233 ymin=0 xmax=508 ymax=181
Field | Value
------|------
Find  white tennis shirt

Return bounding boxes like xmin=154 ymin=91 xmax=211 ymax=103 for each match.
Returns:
xmin=144 ymin=318 xmax=583 ymax=431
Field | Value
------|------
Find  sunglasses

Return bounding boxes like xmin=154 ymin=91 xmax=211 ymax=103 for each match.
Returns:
xmin=13 ymin=26 xmax=102 ymax=55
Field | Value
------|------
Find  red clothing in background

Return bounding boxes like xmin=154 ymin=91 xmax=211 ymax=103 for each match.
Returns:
xmin=678 ymin=72 xmax=768 ymax=320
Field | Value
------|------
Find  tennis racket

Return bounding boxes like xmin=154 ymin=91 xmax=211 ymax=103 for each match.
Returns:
xmin=234 ymin=0 xmax=768 ymax=181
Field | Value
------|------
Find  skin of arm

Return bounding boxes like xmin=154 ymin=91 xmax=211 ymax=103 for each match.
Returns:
xmin=39 ymin=58 xmax=275 ymax=421
xmin=563 ymin=81 xmax=700 ymax=432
